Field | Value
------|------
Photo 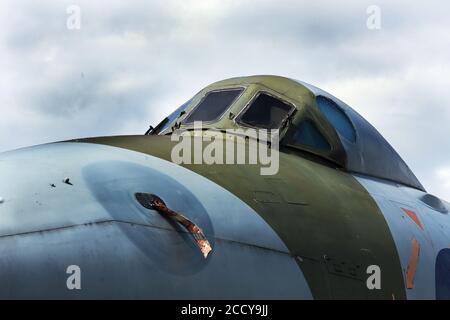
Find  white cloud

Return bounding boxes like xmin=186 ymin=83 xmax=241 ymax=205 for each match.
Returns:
xmin=430 ymin=167 xmax=450 ymax=201
xmin=0 ymin=0 xmax=449 ymax=200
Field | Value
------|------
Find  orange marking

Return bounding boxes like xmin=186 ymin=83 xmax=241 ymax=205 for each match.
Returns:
xmin=405 ymin=238 xmax=420 ymax=289
xmin=402 ymin=208 xmax=424 ymax=230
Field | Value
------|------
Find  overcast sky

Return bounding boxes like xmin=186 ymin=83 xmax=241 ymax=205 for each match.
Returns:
xmin=0 ymin=0 xmax=449 ymax=200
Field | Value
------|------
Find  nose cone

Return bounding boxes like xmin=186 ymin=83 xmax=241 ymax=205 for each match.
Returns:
xmin=0 ymin=141 xmax=312 ymax=299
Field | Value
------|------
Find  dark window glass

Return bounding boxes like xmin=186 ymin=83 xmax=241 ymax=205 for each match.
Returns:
xmin=291 ymin=120 xmax=331 ymax=151
xmin=316 ymin=96 xmax=356 ymax=142
xmin=183 ymin=89 xmax=243 ymax=124
xmin=237 ymin=93 xmax=294 ymax=129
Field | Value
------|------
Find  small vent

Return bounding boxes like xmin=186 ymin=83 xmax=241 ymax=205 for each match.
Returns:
xmin=135 ymin=192 xmax=158 ymax=210
xmin=420 ymin=194 xmax=448 ymax=214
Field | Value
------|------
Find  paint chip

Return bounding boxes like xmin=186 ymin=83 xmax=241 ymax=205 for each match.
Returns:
xmin=402 ymin=208 xmax=424 ymax=230
xmin=63 ymin=178 xmax=73 ymax=186
xmin=406 ymin=238 xmax=420 ymax=289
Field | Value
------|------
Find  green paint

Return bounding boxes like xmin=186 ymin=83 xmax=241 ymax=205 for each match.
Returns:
xmin=73 ymin=135 xmax=406 ymax=299
xmin=68 ymin=75 xmax=407 ymax=299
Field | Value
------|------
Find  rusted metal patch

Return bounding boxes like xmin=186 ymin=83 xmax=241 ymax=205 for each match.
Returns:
xmin=402 ymin=208 xmax=424 ymax=230
xmin=135 ymin=193 xmax=212 ymax=258
xmin=405 ymin=238 xmax=420 ymax=289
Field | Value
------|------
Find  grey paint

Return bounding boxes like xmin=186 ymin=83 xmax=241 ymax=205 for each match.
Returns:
xmin=0 ymin=222 xmax=308 ymax=299
xmin=355 ymin=175 xmax=450 ymax=299
xmin=0 ymin=142 xmax=312 ymax=299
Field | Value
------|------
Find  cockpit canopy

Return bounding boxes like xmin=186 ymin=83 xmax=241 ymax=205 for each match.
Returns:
xmin=152 ymin=75 xmax=424 ymax=191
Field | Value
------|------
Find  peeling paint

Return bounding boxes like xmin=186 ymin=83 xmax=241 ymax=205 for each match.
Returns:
xmin=135 ymin=192 xmax=213 ymax=258
xmin=402 ymin=208 xmax=424 ymax=230
xmin=406 ymin=239 xmax=420 ymax=289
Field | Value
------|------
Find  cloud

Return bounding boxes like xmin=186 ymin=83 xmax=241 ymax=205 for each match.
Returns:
xmin=0 ymin=0 xmax=449 ymax=200
xmin=430 ymin=167 xmax=450 ymax=202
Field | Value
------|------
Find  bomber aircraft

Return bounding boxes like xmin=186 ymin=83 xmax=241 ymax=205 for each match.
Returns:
xmin=0 ymin=75 xmax=448 ymax=299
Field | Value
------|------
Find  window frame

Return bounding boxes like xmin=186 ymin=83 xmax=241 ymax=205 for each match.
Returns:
xmin=234 ymin=90 xmax=297 ymax=130
xmin=287 ymin=118 xmax=332 ymax=152
xmin=181 ymin=87 xmax=245 ymax=126
xmin=315 ymin=95 xmax=358 ymax=144
xmin=281 ymin=112 xmax=342 ymax=166
xmin=156 ymin=98 xmax=194 ymax=135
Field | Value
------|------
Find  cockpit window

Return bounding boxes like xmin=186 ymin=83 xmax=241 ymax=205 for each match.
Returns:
xmin=237 ymin=93 xmax=295 ymax=129
xmin=182 ymin=89 xmax=243 ymax=124
xmin=290 ymin=119 xmax=331 ymax=151
xmin=156 ymin=98 xmax=192 ymax=134
xmin=316 ymin=96 xmax=356 ymax=143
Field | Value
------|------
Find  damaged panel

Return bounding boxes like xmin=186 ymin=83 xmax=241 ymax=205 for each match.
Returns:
xmin=135 ymin=192 xmax=212 ymax=258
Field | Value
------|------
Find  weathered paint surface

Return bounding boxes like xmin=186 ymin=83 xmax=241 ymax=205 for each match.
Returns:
xmin=78 ymin=135 xmax=406 ymax=299
xmin=356 ymin=175 xmax=450 ymax=299
xmin=0 ymin=142 xmax=312 ymax=299
xmin=405 ymin=239 xmax=420 ymax=289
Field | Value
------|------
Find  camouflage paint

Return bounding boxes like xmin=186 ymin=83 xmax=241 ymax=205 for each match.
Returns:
xmin=0 ymin=142 xmax=311 ymax=299
xmin=0 ymin=75 xmax=446 ymax=299
xmin=76 ymin=134 xmax=407 ymax=299
xmin=356 ymin=175 xmax=450 ymax=299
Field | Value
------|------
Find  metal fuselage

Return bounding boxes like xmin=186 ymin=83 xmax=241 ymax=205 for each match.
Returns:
xmin=0 ymin=76 xmax=448 ymax=299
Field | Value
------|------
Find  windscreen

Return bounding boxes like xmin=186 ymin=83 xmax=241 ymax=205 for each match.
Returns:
xmin=237 ymin=93 xmax=294 ymax=129
xmin=182 ymin=89 xmax=243 ymax=124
